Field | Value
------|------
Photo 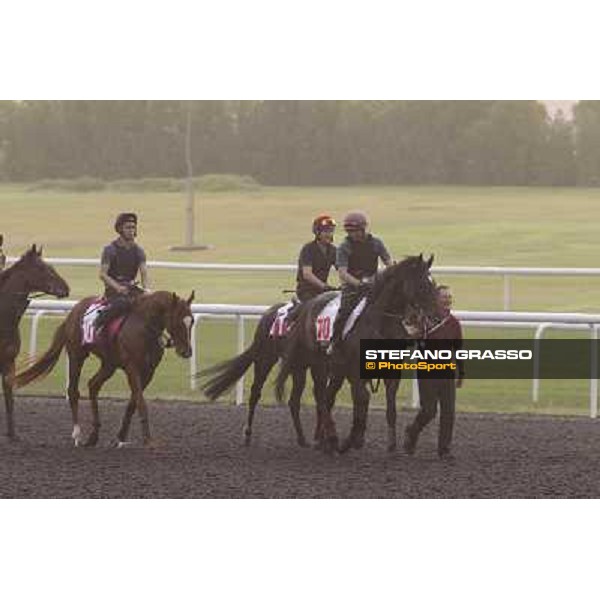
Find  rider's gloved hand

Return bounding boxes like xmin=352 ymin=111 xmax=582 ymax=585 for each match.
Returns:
xmin=358 ymin=281 xmax=373 ymax=293
xmin=322 ymin=285 xmax=336 ymax=292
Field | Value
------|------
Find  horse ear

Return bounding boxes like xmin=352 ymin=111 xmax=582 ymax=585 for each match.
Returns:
xmin=418 ymin=252 xmax=423 ymax=261
xmin=37 ymin=245 xmax=43 ymax=256
xmin=187 ymin=290 xmax=195 ymax=305
xmin=31 ymin=243 xmax=37 ymax=254
xmin=427 ymin=254 xmax=434 ymax=268
xmin=0 ymin=234 xmax=3 ymax=247
xmin=171 ymin=292 xmax=178 ymax=307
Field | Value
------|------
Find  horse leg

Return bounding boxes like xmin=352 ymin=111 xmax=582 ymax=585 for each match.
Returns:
xmin=243 ymin=353 xmax=276 ymax=446
xmin=385 ymin=378 xmax=401 ymax=452
xmin=124 ymin=365 xmax=152 ymax=446
xmin=340 ymin=379 xmax=370 ymax=453
xmin=67 ymin=349 xmax=86 ymax=447
xmin=114 ymin=398 xmax=136 ymax=446
xmin=2 ymin=363 xmax=17 ymax=441
xmin=288 ymin=367 xmax=308 ymax=447
xmin=83 ymin=362 xmax=116 ymax=447
xmin=316 ymin=372 xmax=343 ymax=453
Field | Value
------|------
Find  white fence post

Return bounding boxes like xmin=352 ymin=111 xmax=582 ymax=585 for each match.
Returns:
xmin=190 ymin=316 xmax=200 ymax=391
xmin=29 ymin=310 xmax=47 ymax=359
xmin=532 ymin=323 xmax=551 ymax=404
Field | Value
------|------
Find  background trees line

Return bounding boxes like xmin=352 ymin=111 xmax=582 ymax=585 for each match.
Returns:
xmin=0 ymin=100 xmax=598 ymax=186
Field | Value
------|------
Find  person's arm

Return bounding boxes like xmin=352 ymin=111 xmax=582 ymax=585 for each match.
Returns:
xmin=454 ymin=318 xmax=465 ymax=388
xmin=298 ymin=245 xmax=328 ymax=291
xmin=99 ymin=246 xmax=127 ymax=295
xmin=301 ymin=266 xmax=330 ymax=291
xmin=99 ymin=264 xmax=127 ymax=295
xmin=336 ymin=243 xmax=361 ymax=288
xmin=139 ymin=262 xmax=151 ymax=291
xmin=338 ymin=266 xmax=361 ymax=288
xmin=137 ymin=247 xmax=151 ymax=292
xmin=376 ymin=238 xmax=393 ymax=267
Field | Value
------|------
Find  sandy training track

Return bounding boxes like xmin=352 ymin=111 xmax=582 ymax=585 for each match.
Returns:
xmin=1 ymin=396 xmax=600 ymax=498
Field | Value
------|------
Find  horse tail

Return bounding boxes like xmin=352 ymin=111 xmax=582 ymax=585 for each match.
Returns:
xmin=199 ymin=311 xmax=275 ymax=400
xmin=14 ymin=321 xmax=67 ymax=388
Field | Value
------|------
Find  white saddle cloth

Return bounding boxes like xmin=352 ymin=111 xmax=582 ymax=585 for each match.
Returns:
xmin=268 ymin=301 xmax=295 ymax=338
xmin=81 ymin=301 xmax=105 ymax=345
xmin=315 ymin=293 xmax=366 ymax=342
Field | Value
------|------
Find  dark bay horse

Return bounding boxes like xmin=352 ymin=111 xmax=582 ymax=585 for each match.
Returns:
xmin=199 ymin=301 xmax=326 ymax=447
xmin=276 ymin=255 xmax=437 ymax=454
xmin=0 ymin=243 xmax=70 ymax=439
xmin=14 ymin=290 xmax=194 ymax=447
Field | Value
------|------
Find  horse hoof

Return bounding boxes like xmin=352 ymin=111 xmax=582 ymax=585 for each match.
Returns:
xmin=387 ymin=442 xmax=397 ymax=453
xmin=322 ymin=436 xmax=339 ymax=455
xmin=83 ymin=435 xmax=99 ymax=447
xmin=7 ymin=433 xmax=21 ymax=443
xmin=338 ymin=439 xmax=352 ymax=454
xmin=110 ymin=438 xmax=129 ymax=448
xmin=297 ymin=437 xmax=309 ymax=448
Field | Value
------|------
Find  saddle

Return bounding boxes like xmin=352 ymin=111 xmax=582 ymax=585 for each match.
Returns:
xmin=81 ymin=298 xmax=127 ymax=347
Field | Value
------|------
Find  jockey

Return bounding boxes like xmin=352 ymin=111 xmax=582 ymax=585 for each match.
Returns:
xmin=94 ymin=212 xmax=150 ymax=332
xmin=328 ymin=211 xmax=392 ymax=353
xmin=295 ymin=214 xmax=337 ymax=302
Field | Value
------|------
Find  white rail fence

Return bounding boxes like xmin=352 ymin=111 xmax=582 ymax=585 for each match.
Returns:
xmin=9 ymin=256 xmax=600 ymax=311
xmin=21 ymin=300 xmax=600 ymax=418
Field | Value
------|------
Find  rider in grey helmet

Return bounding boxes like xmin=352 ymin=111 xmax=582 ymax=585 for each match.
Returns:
xmin=328 ymin=211 xmax=392 ymax=354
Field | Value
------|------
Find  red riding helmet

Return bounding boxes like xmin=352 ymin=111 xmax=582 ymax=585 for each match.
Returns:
xmin=343 ymin=211 xmax=368 ymax=232
xmin=312 ymin=214 xmax=336 ymax=235
xmin=114 ymin=212 xmax=138 ymax=233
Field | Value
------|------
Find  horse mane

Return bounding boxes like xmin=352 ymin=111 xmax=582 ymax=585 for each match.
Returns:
xmin=370 ymin=255 xmax=423 ymax=301
xmin=133 ymin=291 xmax=173 ymax=318
xmin=0 ymin=251 xmax=30 ymax=289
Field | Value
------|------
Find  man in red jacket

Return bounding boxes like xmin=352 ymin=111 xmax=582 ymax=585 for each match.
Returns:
xmin=403 ymin=285 xmax=464 ymax=460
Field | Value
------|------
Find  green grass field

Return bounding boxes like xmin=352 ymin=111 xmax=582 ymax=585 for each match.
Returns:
xmin=3 ymin=183 xmax=600 ymax=415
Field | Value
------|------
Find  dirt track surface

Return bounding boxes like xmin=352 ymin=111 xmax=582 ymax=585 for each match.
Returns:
xmin=2 ymin=396 xmax=600 ymax=498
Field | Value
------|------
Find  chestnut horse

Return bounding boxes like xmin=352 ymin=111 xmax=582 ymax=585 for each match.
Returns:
xmin=0 ymin=243 xmax=70 ymax=439
xmin=15 ymin=290 xmax=194 ymax=447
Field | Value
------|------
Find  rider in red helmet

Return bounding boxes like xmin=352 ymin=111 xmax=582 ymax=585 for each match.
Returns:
xmin=295 ymin=214 xmax=338 ymax=302
xmin=94 ymin=212 xmax=151 ymax=332
xmin=328 ymin=211 xmax=392 ymax=354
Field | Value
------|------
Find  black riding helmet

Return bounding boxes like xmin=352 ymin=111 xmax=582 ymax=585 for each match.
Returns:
xmin=114 ymin=212 xmax=138 ymax=234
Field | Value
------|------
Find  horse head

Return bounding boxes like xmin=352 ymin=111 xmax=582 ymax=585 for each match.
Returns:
xmin=165 ymin=291 xmax=195 ymax=359
xmin=374 ymin=254 xmax=437 ymax=319
xmin=0 ymin=244 xmax=70 ymax=298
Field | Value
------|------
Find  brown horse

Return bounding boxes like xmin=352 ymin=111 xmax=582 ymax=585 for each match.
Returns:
xmin=14 ymin=290 xmax=194 ymax=447
xmin=0 ymin=243 xmax=70 ymax=439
